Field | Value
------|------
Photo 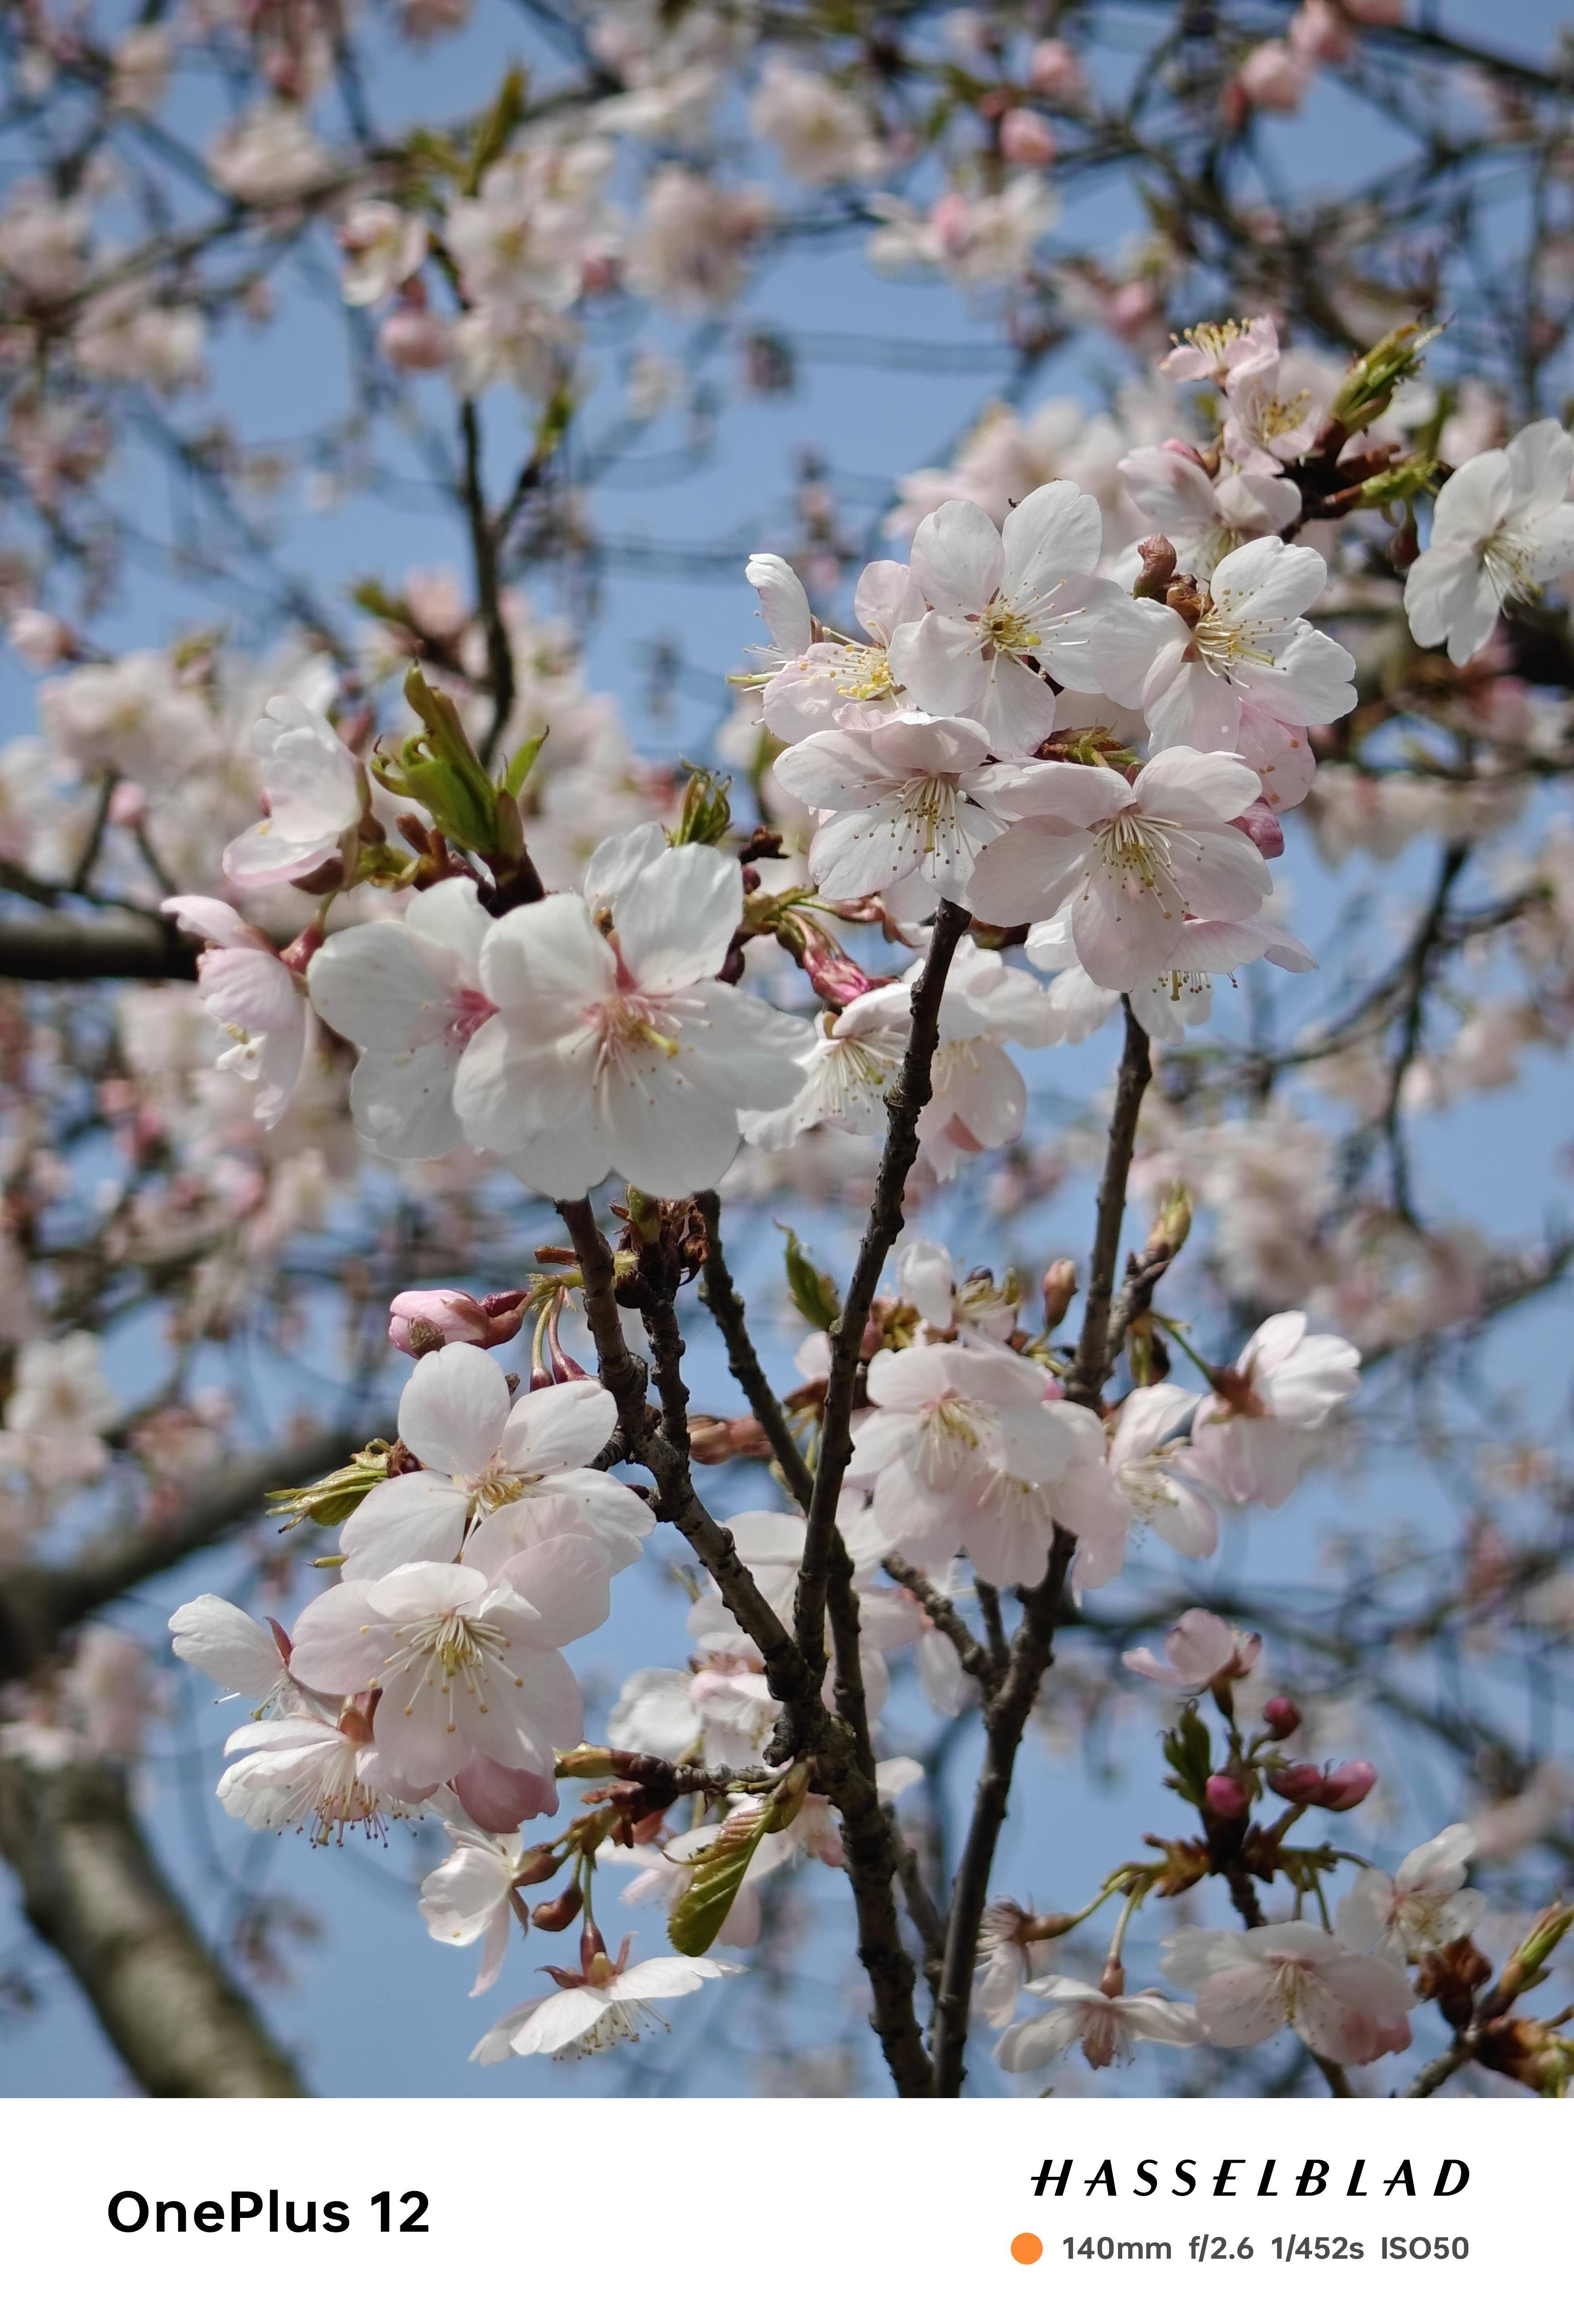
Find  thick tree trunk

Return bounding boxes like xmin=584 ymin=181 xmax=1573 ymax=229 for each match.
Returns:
xmin=0 ymin=1753 xmax=306 ymax=2097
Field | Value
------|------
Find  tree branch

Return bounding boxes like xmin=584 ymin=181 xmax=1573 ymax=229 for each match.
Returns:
xmin=0 ymin=1752 xmax=305 ymax=2095
xmin=0 ymin=910 xmax=199 ymax=982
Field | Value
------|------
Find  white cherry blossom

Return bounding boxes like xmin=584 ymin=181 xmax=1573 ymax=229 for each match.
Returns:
xmin=1162 ymin=1922 xmax=1414 ymax=2064
xmin=420 ymin=1819 xmax=542 ymax=1993
xmin=997 ymin=1973 xmax=1201 ymax=2071
xmin=169 ymin=1594 xmax=291 ymax=1709
xmin=1334 ymin=1825 xmax=1487 ymax=1967
xmin=161 ymin=895 xmax=310 ymax=1127
xmin=772 ymin=710 xmax=1022 ymax=903
xmin=221 ymin=693 xmax=361 ymax=889
xmin=1118 ymin=446 xmax=1301 ymax=578
xmin=307 ymin=879 xmax=498 ymax=1160
xmin=452 ymin=839 xmax=806 ymax=1198
xmin=888 ymin=484 xmax=1158 ymax=755
xmin=1186 ymin=1311 xmax=1360 ymax=1509
xmin=337 ymin=1342 xmax=649 ymax=1581
xmin=1404 ymin=418 xmax=1574 ymax=666
xmin=216 ymin=1710 xmax=404 ymax=1845
xmin=966 ymin=750 xmax=1272 ymax=992
xmin=737 ymin=991 xmax=905 ymax=1151
xmin=1123 ymin=1606 xmax=1261 ymax=1691
xmin=472 ymin=1948 xmax=742 ymax=2062
xmin=745 ymin=553 xmax=920 ymax=740
xmin=286 ymin=1554 xmax=594 ymax=1793
xmin=1114 ymin=537 xmax=1356 ymax=758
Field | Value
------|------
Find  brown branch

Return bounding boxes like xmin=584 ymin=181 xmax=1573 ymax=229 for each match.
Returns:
xmin=0 ymin=1753 xmax=305 ymax=2096
xmin=880 ymin=1552 xmax=994 ymax=1692
xmin=794 ymin=899 xmax=971 ymax=1674
xmin=695 ymin=1190 xmax=816 ymax=1509
xmin=0 ymin=910 xmax=199 ymax=982
xmin=557 ymin=1195 xmax=935 ymax=2097
xmin=1068 ymin=998 xmax=1153 ymax=1409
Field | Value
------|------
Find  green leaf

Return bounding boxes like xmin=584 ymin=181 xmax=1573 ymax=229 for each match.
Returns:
xmin=267 ymin=1446 xmax=390 ymax=1532
xmin=782 ymin=1226 xmax=841 ymax=1331
xmin=503 ymin=729 xmax=548 ymax=798
xmin=667 ymin=1799 xmax=772 ymax=1957
xmin=394 ymin=666 xmax=498 ymax=856
xmin=464 ymin=63 xmax=528 ymax=196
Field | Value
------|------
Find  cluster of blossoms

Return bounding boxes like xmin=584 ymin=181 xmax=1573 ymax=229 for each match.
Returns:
xmin=4 ymin=0 xmax=1574 ymax=2102
xmin=10 ymin=289 xmax=1556 ymax=2087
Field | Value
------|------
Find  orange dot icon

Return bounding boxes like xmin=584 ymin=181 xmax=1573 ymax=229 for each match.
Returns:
xmin=1011 ymin=2233 xmax=1043 ymax=2266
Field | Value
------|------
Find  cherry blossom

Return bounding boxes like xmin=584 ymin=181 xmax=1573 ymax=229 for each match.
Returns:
xmin=1 ymin=1332 xmax=119 ymax=1487
xmin=221 ymin=694 xmax=362 ymax=890
xmin=1070 ymin=1384 xmax=1220 ymax=1586
xmin=162 ymin=895 xmax=310 ymax=1128
xmin=336 ymin=1342 xmax=649 ymax=1582
xmin=286 ymin=1554 xmax=593 ymax=1794
xmin=966 ymin=750 xmax=1272 ymax=991
xmin=472 ymin=1946 xmax=742 ymax=2062
xmin=338 ymin=201 xmax=429 ymax=307
xmin=737 ymin=991 xmax=906 ymax=1151
xmin=216 ymin=1709 xmax=402 ymax=1845
xmin=897 ymin=1236 xmax=1017 ymax=1344
xmin=997 ymin=1973 xmax=1201 ymax=2071
xmin=451 ymin=838 xmax=807 ymax=1198
xmin=308 ymin=880 xmax=497 ymax=1160
xmin=748 ymin=58 xmax=885 ymax=184
xmin=1334 ymin=1825 xmax=1487 ymax=1967
xmin=888 ymin=484 xmax=1156 ymax=754
xmin=846 ymin=1342 xmax=1111 ymax=1584
xmin=1404 ymin=419 xmax=1574 ymax=667
xmin=745 ymin=553 xmax=921 ymax=740
xmin=1186 ymin=1311 xmax=1360 ymax=1509
xmin=1118 ymin=538 xmax=1357 ymax=760
xmin=168 ymin=1594 xmax=291 ymax=1709
xmin=420 ymin=1819 xmax=544 ymax=1993
xmin=1123 ymin=1606 xmax=1261 ymax=1691
xmin=772 ymin=710 xmax=1022 ymax=904
xmin=1162 ymin=1922 xmax=1415 ymax=2064
xmin=1118 ymin=446 xmax=1301 ymax=578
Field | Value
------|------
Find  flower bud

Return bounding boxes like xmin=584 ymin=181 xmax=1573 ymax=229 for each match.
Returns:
xmin=1267 ymin=1762 xmax=1328 ymax=1806
xmin=1205 ymin=1773 xmax=1250 ymax=1820
xmin=1041 ymin=1257 xmax=1077 ymax=1330
xmin=7 ymin=607 xmax=72 ymax=669
xmin=1318 ymin=1759 xmax=1378 ymax=1811
xmin=1027 ymin=37 xmax=1085 ymax=101
xmin=531 ymin=1883 xmax=584 ymax=1932
xmin=1231 ymin=799 xmax=1285 ymax=860
xmin=1261 ymin=1695 xmax=1301 ymax=1740
xmin=1000 ymin=107 xmax=1056 ymax=168
xmin=388 ymin=1286 xmax=530 ymax=1355
xmin=1131 ymin=535 xmax=1177 ymax=601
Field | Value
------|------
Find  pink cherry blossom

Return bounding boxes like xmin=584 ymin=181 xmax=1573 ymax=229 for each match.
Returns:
xmin=966 ymin=749 xmax=1272 ymax=992
xmin=221 ymin=694 xmax=362 ymax=890
xmin=1123 ymin=1606 xmax=1261 ymax=1691
xmin=1162 ymin=1922 xmax=1414 ymax=2064
xmin=997 ymin=1973 xmax=1201 ymax=2071
xmin=1186 ymin=1310 xmax=1360 ymax=1509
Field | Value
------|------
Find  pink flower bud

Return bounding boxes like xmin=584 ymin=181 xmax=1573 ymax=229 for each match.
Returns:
xmin=1262 ymin=1695 xmax=1301 ymax=1740
xmin=1206 ymin=1773 xmax=1250 ymax=1820
xmin=1232 ymin=799 xmax=1285 ymax=859
xmin=1290 ymin=0 xmax=1353 ymax=64
xmin=1267 ymin=1762 xmax=1328 ymax=1806
xmin=1237 ymin=39 xmax=1312 ymax=112
xmin=1000 ymin=108 xmax=1056 ymax=168
xmin=388 ymin=1287 xmax=530 ymax=1356
xmin=378 ymin=304 xmax=450 ymax=371
xmin=1027 ymin=38 xmax=1085 ymax=101
xmin=1319 ymin=1759 xmax=1378 ymax=1812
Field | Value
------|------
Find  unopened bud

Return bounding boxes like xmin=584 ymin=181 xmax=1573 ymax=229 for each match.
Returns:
xmin=1261 ymin=1695 xmax=1300 ymax=1740
xmin=1041 ymin=1257 xmax=1078 ymax=1330
xmin=511 ymin=1846 xmax=560 ymax=1888
xmin=531 ymin=1883 xmax=583 ymax=1932
xmin=554 ymin=1746 xmax=618 ymax=1780
xmin=1319 ymin=1759 xmax=1378 ymax=1812
xmin=1267 ymin=1762 xmax=1329 ymax=1807
xmin=1231 ymin=799 xmax=1284 ymax=860
xmin=1205 ymin=1773 xmax=1250 ymax=1820
xmin=1497 ymin=1902 xmax=1574 ymax=2004
xmin=1145 ymin=1184 xmax=1191 ymax=1264
xmin=388 ymin=1286 xmax=530 ymax=1355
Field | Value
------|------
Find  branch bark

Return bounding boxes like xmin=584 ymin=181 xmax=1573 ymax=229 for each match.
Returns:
xmin=0 ymin=910 xmax=198 ymax=982
xmin=0 ymin=1752 xmax=306 ymax=2095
